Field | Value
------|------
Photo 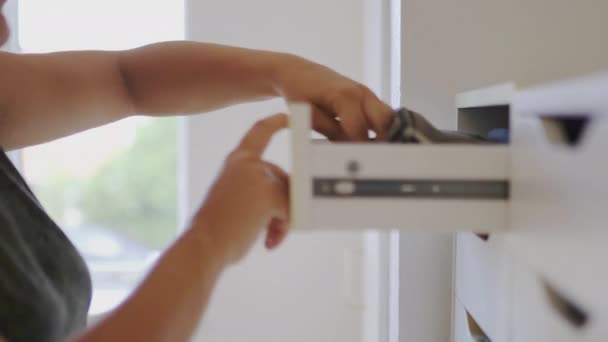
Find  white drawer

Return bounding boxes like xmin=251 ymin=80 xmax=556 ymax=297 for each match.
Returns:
xmin=511 ymin=260 xmax=607 ymax=342
xmin=511 ymin=72 xmax=608 ymax=235
xmin=455 ymin=233 xmax=511 ymax=342
xmin=453 ymin=298 xmax=493 ymax=342
xmin=289 ymin=103 xmax=509 ymax=231
xmin=509 ymin=72 xmax=608 ymax=324
xmin=508 ymin=233 xmax=608 ymax=327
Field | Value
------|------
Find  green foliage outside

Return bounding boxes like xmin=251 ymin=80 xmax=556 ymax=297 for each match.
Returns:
xmin=78 ymin=118 xmax=178 ymax=249
xmin=35 ymin=118 xmax=178 ymax=250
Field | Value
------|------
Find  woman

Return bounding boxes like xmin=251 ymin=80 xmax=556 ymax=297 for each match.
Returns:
xmin=0 ymin=1 xmax=393 ymax=341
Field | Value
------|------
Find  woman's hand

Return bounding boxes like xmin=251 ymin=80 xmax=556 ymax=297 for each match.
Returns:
xmin=191 ymin=114 xmax=290 ymax=264
xmin=272 ymin=54 xmax=394 ymax=141
xmin=74 ymin=115 xmax=289 ymax=342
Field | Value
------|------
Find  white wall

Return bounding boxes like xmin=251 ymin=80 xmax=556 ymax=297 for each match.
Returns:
xmin=402 ymin=0 xmax=608 ymax=128
xmin=185 ymin=1 xmax=391 ymax=342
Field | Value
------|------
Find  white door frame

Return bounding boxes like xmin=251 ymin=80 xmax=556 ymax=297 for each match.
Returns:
xmin=388 ymin=0 xmax=402 ymax=340
xmin=361 ymin=1 xmax=401 ymax=342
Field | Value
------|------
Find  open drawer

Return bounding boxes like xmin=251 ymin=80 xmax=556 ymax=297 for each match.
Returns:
xmin=288 ymin=102 xmax=510 ymax=231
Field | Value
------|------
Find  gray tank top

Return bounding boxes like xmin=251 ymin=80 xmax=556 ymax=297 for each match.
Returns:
xmin=0 ymin=151 xmax=92 ymax=342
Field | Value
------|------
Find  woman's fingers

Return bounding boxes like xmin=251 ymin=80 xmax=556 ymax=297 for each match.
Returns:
xmin=318 ymin=86 xmax=393 ymax=141
xmin=265 ymin=218 xmax=289 ymax=250
xmin=263 ymin=161 xmax=290 ymax=250
xmin=264 ymin=161 xmax=290 ymax=223
xmin=362 ymin=91 xmax=394 ymax=140
xmin=330 ymin=94 xmax=370 ymax=141
xmin=264 ymin=161 xmax=289 ymax=186
xmin=234 ymin=115 xmax=293 ymax=251
xmin=310 ymin=106 xmax=348 ymax=141
xmin=237 ymin=113 xmax=288 ymax=156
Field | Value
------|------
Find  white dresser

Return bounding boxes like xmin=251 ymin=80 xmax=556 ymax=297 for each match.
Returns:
xmin=453 ymin=71 xmax=608 ymax=342
xmin=289 ymin=69 xmax=608 ymax=342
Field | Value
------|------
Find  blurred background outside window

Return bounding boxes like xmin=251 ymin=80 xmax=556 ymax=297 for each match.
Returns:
xmin=18 ymin=0 xmax=185 ymax=315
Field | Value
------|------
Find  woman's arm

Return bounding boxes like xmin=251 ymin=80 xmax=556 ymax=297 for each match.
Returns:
xmin=77 ymin=222 xmax=224 ymax=342
xmin=73 ymin=114 xmax=290 ymax=342
xmin=0 ymin=41 xmax=392 ymax=150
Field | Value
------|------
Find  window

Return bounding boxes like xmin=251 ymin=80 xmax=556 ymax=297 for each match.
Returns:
xmin=18 ymin=0 xmax=185 ymax=315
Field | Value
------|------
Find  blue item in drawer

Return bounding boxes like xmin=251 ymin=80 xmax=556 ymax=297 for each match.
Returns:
xmin=487 ymin=128 xmax=510 ymax=143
